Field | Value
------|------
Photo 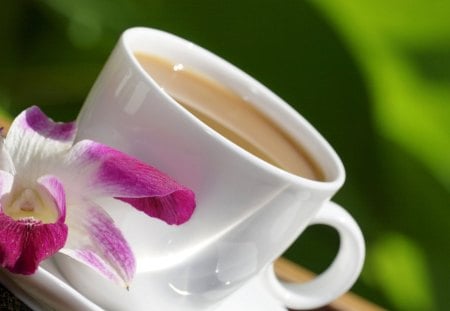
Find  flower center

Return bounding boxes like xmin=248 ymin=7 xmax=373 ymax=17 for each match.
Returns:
xmin=12 ymin=189 xmax=39 ymax=211
xmin=3 ymin=188 xmax=59 ymax=223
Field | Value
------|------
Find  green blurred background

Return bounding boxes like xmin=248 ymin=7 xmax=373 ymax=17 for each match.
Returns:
xmin=1 ymin=1 xmax=449 ymax=310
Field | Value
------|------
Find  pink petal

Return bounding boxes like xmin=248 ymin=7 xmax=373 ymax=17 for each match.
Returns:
xmin=5 ymin=106 xmax=76 ymax=177
xmin=118 ymin=192 xmax=194 ymax=226
xmin=13 ymin=106 xmax=76 ymax=141
xmin=0 ymin=214 xmax=68 ymax=274
xmin=60 ymin=201 xmax=135 ymax=287
xmin=62 ymin=140 xmax=196 ymax=225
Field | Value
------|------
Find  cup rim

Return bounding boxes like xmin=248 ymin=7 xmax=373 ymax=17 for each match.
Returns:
xmin=120 ymin=27 xmax=345 ymax=192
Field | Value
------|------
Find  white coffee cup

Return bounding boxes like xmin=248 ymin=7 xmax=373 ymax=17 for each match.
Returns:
xmin=56 ymin=27 xmax=365 ymax=310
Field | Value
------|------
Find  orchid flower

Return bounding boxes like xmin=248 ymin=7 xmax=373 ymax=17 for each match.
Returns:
xmin=0 ymin=106 xmax=195 ymax=287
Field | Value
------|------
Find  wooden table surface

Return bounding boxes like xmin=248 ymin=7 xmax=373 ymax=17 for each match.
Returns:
xmin=274 ymin=258 xmax=384 ymax=311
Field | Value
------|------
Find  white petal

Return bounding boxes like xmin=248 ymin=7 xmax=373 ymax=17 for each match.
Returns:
xmin=0 ymin=138 xmax=15 ymax=174
xmin=5 ymin=106 xmax=76 ymax=180
xmin=60 ymin=201 xmax=136 ymax=287
xmin=0 ymin=170 xmax=14 ymax=199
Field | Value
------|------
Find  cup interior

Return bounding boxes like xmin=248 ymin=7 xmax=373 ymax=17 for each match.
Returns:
xmin=122 ymin=27 xmax=344 ymax=187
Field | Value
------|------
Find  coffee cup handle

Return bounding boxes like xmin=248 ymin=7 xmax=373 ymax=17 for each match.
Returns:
xmin=262 ymin=201 xmax=365 ymax=309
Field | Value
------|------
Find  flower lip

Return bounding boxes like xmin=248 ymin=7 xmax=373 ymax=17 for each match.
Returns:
xmin=0 ymin=213 xmax=68 ymax=275
xmin=1 ymin=176 xmax=66 ymax=225
xmin=2 ymin=188 xmax=53 ymax=222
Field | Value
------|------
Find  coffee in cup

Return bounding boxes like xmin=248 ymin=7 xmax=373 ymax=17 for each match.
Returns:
xmin=134 ymin=52 xmax=324 ymax=181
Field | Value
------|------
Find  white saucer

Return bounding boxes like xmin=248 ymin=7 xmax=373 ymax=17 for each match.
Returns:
xmin=0 ymin=259 xmax=287 ymax=311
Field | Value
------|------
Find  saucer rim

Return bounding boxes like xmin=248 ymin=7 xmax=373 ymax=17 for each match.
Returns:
xmin=0 ymin=259 xmax=288 ymax=311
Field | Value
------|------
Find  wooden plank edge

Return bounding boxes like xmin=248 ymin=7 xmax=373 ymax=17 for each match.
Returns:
xmin=274 ymin=257 xmax=386 ymax=311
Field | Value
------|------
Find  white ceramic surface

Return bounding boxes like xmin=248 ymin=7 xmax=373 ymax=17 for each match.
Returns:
xmin=53 ymin=27 xmax=365 ymax=310
xmin=0 ymin=261 xmax=287 ymax=311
